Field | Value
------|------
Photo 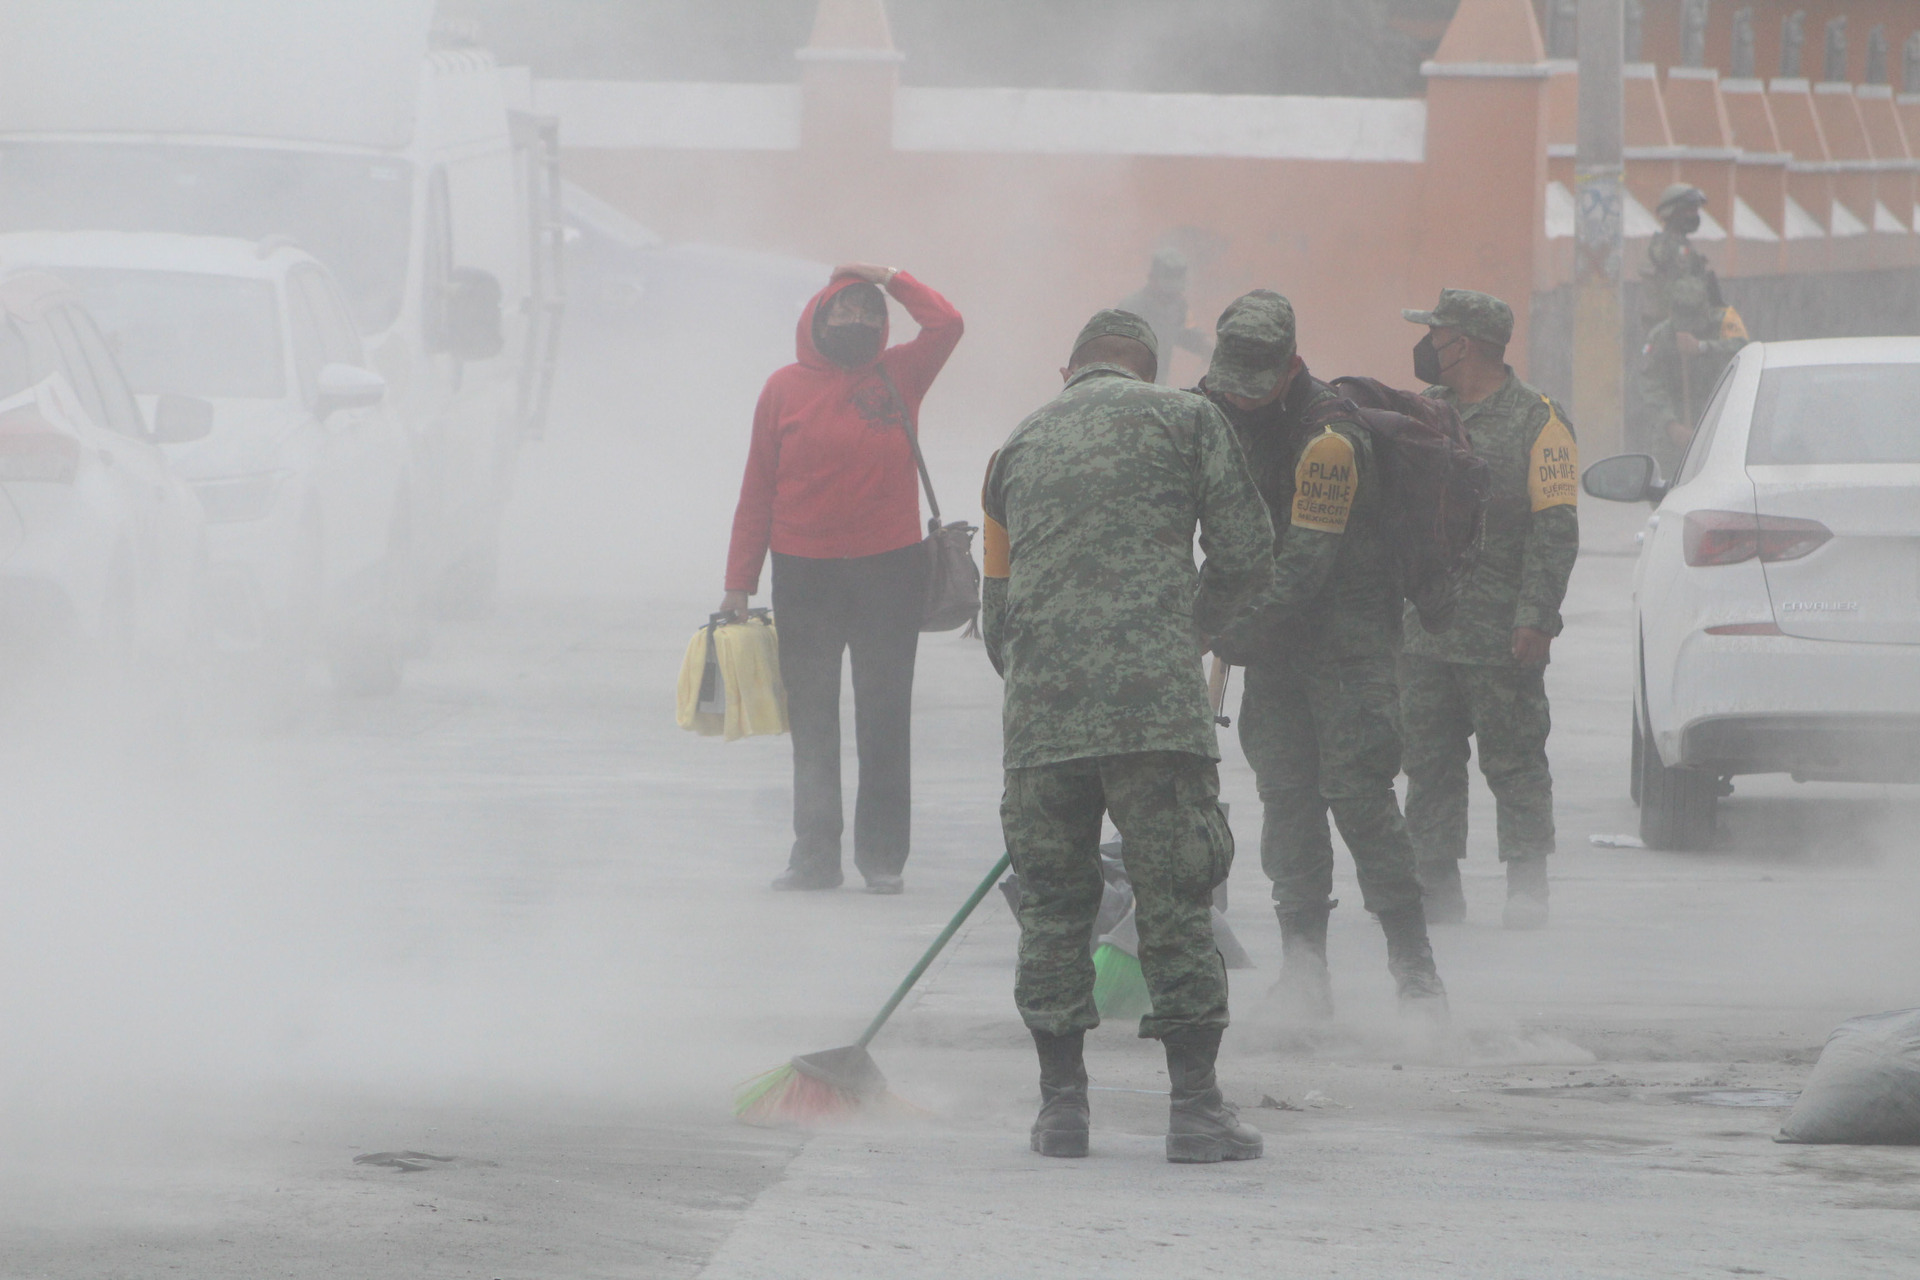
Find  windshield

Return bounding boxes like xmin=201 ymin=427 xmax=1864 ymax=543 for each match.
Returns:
xmin=0 ymin=142 xmax=411 ymax=333
xmin=1749 ymin=363 xmax=1920 ymax=465
xmin=58 ymin=268 xmax=283 ymax=400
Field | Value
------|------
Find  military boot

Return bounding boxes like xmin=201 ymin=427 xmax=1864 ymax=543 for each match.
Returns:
xmin=1503 ymin=856 xmax=1549 ymax=930
xmin=1268 ymin=903 xmax=1335 ymax=1023
xmin=1163 ymin=1027 xmax=1264 ymax=1164
xmin=1417 ymin=858 xmax=1467 ymax=925
xmin=1377 ymin=903 xmax=1449 ymax=1013
xmin=1028 ymin=1029 xmax=1089 ymax=1158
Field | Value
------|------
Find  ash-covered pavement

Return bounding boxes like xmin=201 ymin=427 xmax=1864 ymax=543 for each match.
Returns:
xmin=5 ymin=385 xmax=1920 ymax=1278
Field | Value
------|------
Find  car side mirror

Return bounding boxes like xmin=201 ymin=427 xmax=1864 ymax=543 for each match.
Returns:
xmin=1582 ymin=453 xmax=1666 ymax=504
xmin=150 ymin=393 xmax=214 ymax=443
xmin=314 ymin=363 xmax=387 ymax=418
xmin=446 ymin=266 xmax=504 ymax=362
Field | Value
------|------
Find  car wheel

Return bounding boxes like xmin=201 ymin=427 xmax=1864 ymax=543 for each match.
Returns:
xmin=1637 ymin=727 xmax=1718 ymax=850
xmin=253 ymin=523 xmax=323 ymax=726
xmin=328 ymin=528 xmax=414 ymax=698
xmin=436 ymin=535 xmax=500 ymax=621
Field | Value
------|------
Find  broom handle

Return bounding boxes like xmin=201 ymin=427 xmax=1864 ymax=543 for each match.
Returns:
xmin=855 ymin=851 xmax=1013 ymax=1048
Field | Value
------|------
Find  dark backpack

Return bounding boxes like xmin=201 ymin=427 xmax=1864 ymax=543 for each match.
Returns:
xmin=1304 ymin=376 xmax=1490 ymax=633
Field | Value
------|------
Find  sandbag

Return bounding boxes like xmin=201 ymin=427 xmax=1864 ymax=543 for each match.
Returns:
xmin=1776 ymin=1008 xmax=1920 ymax=1145
xmin=675 ymin=612 xmax=789 ymax=741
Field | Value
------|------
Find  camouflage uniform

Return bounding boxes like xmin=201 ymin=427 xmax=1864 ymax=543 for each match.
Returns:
xmin=982 ymin=310 xmax=1272 ymax=1039
xmin=1642 ymin=184 xmax=1713 ymax=325
xmin=1398 ymin=292 xmax=1579 ymax=880
xmin=1199 ymin=307 xmax=1419 ymax=922
xmin=1119 ymin=251 xmax=1214 ymax=384
xmin=1639 ymin=276 xmax=1749 ymax=477
xmin=1201 ymin=291 xmax=1444 ymax=1014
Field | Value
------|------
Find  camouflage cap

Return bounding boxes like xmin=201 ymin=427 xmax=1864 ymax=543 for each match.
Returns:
xmin=1206 ymin=289 xmax=1297 ymax=399
xmin=1071 ymin=307 xmax=1159 ymax=363
xmin=1657 ymin=183 xmax=1709 ymax=217
xmin=1402 ymin=288 xmax=1514 ymax=347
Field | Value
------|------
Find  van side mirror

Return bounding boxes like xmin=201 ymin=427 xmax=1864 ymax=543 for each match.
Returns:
xmin=446 ymin=266 xmax=505 ymax=362
xmin=314 ymin=363 xmax=387 ymax=418
xmin=151 ymin=393 xmax=214 ymax=443
xmin=1582 ymin=453 xmax=1666 ymax=504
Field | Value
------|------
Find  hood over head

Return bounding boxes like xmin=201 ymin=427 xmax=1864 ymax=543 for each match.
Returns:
xmin=796 ymin=275 xmax=890 ymax=371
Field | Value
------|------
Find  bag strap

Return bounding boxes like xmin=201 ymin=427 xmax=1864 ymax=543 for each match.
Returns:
xmin=876 ymin=363 xmax=942 ymax=526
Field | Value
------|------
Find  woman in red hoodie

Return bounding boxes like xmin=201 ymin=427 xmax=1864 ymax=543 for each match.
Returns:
xmin=721 ymin=264 xmax=963 ymax=893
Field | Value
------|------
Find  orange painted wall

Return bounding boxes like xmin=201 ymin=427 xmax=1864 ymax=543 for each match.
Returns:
xmin=566 ymin=143 xmax=1426 ymax=428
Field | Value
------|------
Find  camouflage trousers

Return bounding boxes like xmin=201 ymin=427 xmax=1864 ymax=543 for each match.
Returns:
xmin=1399 ymin=654 xmax=1555 ymax=864
xmin=1002 ymin=751 xmax=1232 ymax=1040
xmin=1236 ymin=656 xmax=1423 ymax=918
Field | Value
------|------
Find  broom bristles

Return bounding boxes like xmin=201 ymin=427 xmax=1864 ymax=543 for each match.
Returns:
xmin=733 ymin=1061 xmax=864 ymax=1126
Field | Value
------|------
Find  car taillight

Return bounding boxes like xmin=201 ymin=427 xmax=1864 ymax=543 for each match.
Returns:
xmin=0 ymin=426 xmax=80 ymax=483
xmin=1683 ymin=510 xmax=1832 ymax=566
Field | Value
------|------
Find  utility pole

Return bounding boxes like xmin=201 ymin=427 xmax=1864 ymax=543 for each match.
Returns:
xmin=1573 ymin=0 xmax=1625 ymax=458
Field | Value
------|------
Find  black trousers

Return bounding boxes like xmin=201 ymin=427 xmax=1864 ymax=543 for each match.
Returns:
xmin=770 ymin=543 xmax=924 ymax=880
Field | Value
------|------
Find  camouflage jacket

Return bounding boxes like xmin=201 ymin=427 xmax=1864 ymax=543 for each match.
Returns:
xmin=1404 ymin=373 xmax=1579 ymax=665
xmin=1117 ymin=284 xmax=1214 ymax=383
xmin=1640 ymin=306 xmax=1749 ymax=445
xmin=981 ymin=364 xmax=1273 ymax=768
xmin=1642 ymin=229 xmax=1711 ymax=320
xmin=1202 ymin=371 xmax=1400 ymax=667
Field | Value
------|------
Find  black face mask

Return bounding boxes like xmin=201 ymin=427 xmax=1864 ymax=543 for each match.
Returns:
xmin=1413 ymin=334 xmax=1445 ymax=385
xmin=1672 ymin=210 xmax=1702 ymax=235
xmin=816 ymin=322 xmax=882 ymax=368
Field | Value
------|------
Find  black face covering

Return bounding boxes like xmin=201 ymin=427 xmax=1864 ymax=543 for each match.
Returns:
xmin=1672 ymin=210 xmax=1702 ymax=235
xmin=1413 ymin=334 xmax=1445 ymax=385
xmin=816 ymin=322 xmax=883 ymax=368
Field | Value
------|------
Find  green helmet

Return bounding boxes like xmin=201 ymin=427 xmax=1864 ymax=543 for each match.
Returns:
xmin=1657 ymin=184 xmax=1708 ymax=219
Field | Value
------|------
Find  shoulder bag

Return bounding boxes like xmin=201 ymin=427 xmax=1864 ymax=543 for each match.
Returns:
xmin=877 ymin=365 xmax=981 ymax=635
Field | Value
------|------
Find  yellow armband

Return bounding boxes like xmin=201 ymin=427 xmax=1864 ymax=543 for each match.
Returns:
xmin=1291 ymin=428 xmax=1357 ymax=534
xmin=1530 ymin=399 xmax=1579 ymax=512
xmin=981 ymin=451 xmax=1010 ymax=578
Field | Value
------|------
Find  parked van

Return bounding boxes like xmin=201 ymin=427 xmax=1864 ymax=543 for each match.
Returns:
xmin=0 ymin=1 xmax=564 ymax=613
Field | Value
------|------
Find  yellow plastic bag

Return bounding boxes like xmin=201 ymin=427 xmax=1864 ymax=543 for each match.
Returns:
xmin=675 ymin=611 xmax=789 ymax=741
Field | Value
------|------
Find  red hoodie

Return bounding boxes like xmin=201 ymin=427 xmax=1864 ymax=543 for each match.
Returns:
xmin=725 ymin=271 xmax=964 ymax=593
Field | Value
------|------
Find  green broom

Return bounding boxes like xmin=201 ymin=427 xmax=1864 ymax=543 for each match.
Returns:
xmin=735 ymin=852 xmax=1012 ymax=1125
xmin=1091 ymin=940 xmax=1153 ymax=1019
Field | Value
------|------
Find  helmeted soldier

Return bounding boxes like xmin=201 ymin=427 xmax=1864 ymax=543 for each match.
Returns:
xmin=1118 ymin=249 xmax=1214 ymax=384
xmin=1198 ymin=291 xmax=1448 ymax=1025
xmin=982 ymin=308 xmax=1272 ymax=1163
xmin=1644 ymin=183 xmax=1714 ymax=325
xmin=1399 ymin=289 xmax=1579 ymax=929
xmin=1640 ymin=274 xmax=1750 ymax=477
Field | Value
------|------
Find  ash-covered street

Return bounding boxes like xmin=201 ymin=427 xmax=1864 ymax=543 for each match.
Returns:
xmin=5 ymin=366 xmax=1919 ymax=1280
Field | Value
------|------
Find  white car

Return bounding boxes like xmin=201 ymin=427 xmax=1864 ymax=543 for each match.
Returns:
xmin=1584 ymin=337 xmax=1920 ymax=849
xmin=0 ymin=233 xmax=419 ymax=699
xmin=0 ymin=268 xmax=207 ymax=683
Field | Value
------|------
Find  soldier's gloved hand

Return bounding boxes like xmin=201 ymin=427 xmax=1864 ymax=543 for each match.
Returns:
xmin=1675 ymin=331 xmax=1702 ymax=356
xmin=1511 ymin=627 xmax=1553 ymax=667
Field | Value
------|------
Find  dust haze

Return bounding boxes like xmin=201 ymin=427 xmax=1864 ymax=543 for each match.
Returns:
xmin=4 ymin=2 xmax=1920 ymax=1276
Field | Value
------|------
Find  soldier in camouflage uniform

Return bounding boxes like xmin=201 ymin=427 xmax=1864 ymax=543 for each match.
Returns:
xmin=1643 ymin=183 xmax=1713 ymax=326
xmin=982 ymin=309 xmax=1270 ymax=1164
xmin=1197 ymin=291 xmax=1447 ymax=1024
xmin=1118 ymin=249 xmax=1214 ymax=384
xmin=1640 ymin=274 xmax=1749 ymax=477
xmin=1399 ymin=290 xmax=1579 ymax=930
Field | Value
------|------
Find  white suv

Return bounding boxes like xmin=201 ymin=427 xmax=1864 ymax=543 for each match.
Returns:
xmin=1 ymin=233 xmax=419 ymax=701
xmin=0 ymin=268 xmax=207 ymax=691
xmin=1584 ymin=337 xmax=1920 ymax=849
